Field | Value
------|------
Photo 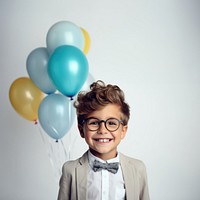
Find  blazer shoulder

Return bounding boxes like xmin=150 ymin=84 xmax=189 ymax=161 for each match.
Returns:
xmin=62 ymin=151 xmax=88 ymax=173
xmin=120 ymin=153 xmax=147 ymax=172
xmin=62 ymin=159 xmax=79 ymax=170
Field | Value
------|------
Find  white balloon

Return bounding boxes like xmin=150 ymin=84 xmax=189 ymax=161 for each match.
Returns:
xmin=46 ymin=21 xmax=84 ymax=54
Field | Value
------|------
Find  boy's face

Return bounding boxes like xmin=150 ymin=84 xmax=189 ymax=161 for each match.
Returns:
xmin=79 ymin=104 xmax=128 ymax=160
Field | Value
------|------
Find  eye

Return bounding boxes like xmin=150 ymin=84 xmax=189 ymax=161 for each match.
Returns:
xmin=107 ymin=119 xmax=118 ymax=126
xmin=88 ymin=119 xmax=99 ymax=125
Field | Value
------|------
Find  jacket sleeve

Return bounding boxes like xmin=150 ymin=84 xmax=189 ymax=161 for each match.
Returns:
xmin=138 ymin=162 xmax=150 ymax=200
xmin=57 ymin=162 xmax=73 ymax=200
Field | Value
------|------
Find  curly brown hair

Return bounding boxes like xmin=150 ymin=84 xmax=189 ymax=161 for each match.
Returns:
xmin=74 ymin=80 xmax=130 ymax=125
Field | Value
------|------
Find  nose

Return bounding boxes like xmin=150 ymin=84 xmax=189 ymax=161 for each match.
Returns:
xmin=97 ymin=120 xmax=108 ymax=134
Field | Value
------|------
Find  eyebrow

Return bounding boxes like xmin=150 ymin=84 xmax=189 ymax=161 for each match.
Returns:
xmin=86 ymin=116 xmax=121 ymax=120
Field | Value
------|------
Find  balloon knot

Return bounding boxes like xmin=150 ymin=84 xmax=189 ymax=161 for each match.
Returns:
xmin=56 ymin=139 xmax=58 ymax=143
xmin=70 ymin=97 xmax=73 ymax=101
xmin=34 ymin=120 xmax=38 ymax=125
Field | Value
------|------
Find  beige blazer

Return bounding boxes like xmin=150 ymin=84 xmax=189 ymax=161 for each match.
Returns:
xmin=58 ymin=151 xmax=150 ymax=200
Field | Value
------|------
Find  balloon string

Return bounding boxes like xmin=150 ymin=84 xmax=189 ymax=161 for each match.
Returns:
xmin=60 ymin=139 xmax=68 ymax=161
xmin=63 ymin=97 xmax=79 ymax=161
xmin=50 ymin=139 xmax=63 ymax=178
xmin=36 ymin=123 xmax=61 ymax=182
xmin=68 ymin=135 xmax=76 ymax=160
xmin=68 ymin=99 xmax=72 ymax=160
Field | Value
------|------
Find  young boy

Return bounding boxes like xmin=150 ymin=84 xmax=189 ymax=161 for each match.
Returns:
xmin=58 ymin=80 xmax=150 ymax=200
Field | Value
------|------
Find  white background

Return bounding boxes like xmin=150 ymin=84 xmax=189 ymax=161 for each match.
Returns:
xmin=1 ymin=0 xmax=200 ymax=199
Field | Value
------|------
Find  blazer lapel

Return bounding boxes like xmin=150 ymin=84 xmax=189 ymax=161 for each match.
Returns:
xmin=120 ymin=153 xmax=138 ymax=200
xmin=76 ymin=152 xmax=88 ymax=200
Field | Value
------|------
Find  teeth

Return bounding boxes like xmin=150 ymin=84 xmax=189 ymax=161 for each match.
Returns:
xmin=97 ymin=139 xmax=110 ymax=143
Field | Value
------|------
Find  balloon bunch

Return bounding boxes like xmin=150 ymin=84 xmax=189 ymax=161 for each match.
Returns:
xmin=9 ymin=21 xmax=92 ymax=141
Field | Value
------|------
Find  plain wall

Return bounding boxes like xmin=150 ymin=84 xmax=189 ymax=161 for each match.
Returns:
xmin=1 ymin=0 xmax=200 ymax=199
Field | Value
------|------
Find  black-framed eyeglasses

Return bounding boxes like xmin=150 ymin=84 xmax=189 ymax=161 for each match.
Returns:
xmin=82 ymin=117 xmax=124 ymax=132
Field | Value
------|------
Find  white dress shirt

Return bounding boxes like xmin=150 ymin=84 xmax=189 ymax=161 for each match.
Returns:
xmin=87 ymin=151 xmax=126 ymax=200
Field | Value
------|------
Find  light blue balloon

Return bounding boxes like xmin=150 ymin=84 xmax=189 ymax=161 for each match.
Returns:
xmin=38 ymin=94 xmax=75 ymax=140
xmin=26 ymin=47 xmax=56 ymax=94
xmin=48 ymin=45 xmax=89 ymax=98
xmin=46 ymin=21 xmax=84 ymax=55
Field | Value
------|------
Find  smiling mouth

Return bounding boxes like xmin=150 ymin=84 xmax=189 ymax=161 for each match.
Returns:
xmin=94 ymin=138 xmax=112 ymax=143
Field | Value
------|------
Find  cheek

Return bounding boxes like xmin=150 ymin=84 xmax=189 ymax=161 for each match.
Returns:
xmin=112 ymin=132 xmax=123 ymax=140
xmin=115 ymin=130 xmax=126 ymax=140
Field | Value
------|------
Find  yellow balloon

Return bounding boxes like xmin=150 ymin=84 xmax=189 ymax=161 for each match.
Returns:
xmin=81 ymin=27 xmax=91 ymax=55
xmin=9 ymin=77 xmax=44 ymax=122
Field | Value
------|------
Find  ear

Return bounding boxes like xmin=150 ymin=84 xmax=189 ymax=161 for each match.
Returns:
xmin=78 ymin=124 xmax=85 ymax=138
xmin=121 ymin=125 xmax=128 ymax=139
